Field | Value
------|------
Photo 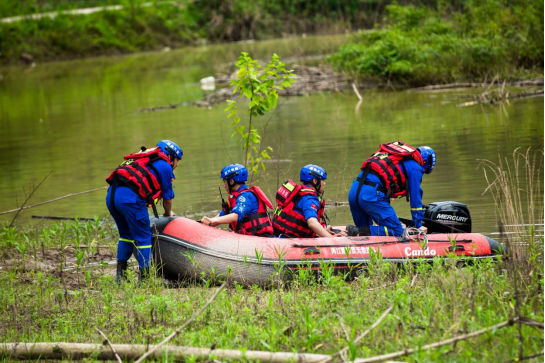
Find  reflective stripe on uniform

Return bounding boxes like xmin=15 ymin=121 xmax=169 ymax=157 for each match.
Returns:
xmin=384 ymin=227 xmax=389 ymax=236
xmin=119 ymin=238 xmax=134 ymax=243
xmin=411 ymin=208 xmax=423 ymax=211
xmin=136 ymin=245 xmax=152 ymax=249
xmin=394 ymin=141 xmax=415 ymax=152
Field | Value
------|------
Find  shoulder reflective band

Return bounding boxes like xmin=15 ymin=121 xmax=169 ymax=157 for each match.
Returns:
xmin=393 ymin=141 xmax=415 ymax=152
xmin=283 ymin=182 xmax=295 ymax=191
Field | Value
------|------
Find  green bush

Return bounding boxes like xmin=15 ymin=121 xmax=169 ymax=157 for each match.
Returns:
xmin=329 ymin=0 xmax=544 ymax=85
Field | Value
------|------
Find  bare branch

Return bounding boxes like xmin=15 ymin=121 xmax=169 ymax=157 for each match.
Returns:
xmin=134 ymin=282 xmax=227 ymax=363
xmin=1 ymin=186 xmax=107 ymax=216
xmin=95 ymin=328 xmax=122 ymax=363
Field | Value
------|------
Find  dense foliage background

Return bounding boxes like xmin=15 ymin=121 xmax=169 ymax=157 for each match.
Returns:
xmin=1 ymin=0 xmax=543 ymax=82
xmin=329 ymin=0 xmax=544 ymax=85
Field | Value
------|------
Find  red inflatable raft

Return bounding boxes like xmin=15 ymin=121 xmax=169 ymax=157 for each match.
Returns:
xmin=151 ymin=216 xmax=504 ymax=285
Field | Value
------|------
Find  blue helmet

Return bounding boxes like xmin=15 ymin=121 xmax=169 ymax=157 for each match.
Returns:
xmin=157 ymin=140 xmax=183 ymax=160
xmin=300 ymin=164 xmax=327 ymax=182
xmin=220 ymin=164 xmax=248 ymax=183
xmin=418 ymin=146 xmax=436 ymax=174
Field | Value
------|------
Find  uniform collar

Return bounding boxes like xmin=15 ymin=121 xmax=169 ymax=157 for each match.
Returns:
xmin=236 ymin=184 xmax=248 ymax=191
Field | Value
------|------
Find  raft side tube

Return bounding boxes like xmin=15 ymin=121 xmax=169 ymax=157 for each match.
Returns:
xmin=486 ymin=235 xmax=507 ymax=255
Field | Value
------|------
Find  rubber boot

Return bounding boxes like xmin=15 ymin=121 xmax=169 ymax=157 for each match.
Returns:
xmin=116 ymin=260 xmax=128 ymax=284
xmin=346 ymin=225 xmax=372 ymax=236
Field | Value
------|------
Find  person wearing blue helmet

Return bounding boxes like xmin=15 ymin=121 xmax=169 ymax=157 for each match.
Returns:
xmin=106 ymin=140 xmax=182 ymax=282
xmin=272 ymin=164 xmax=342 ymax=238
xmin=347 ymin=141 xmax=436 ymax=237
xmin=201 ymin=164 xmax=274 ymax=236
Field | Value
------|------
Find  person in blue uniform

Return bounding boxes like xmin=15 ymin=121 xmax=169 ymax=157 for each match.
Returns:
xmin=272 ymin=165 xmax=343 ymax=238
xmin=201 ymin=164 xmax=274 ymax=236
xmin=106 ymin=140 xmax=182 ymax=282
xmin=347 ymin=145 xmax=436 ymax=237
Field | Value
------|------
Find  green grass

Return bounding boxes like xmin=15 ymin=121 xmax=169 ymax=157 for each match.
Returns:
xmin=1 ymin=149 xmax=543 ymax=361
xmin=0 ymin=2 xmax=198 ymax=63
xmin=0 ymin=219 xmax=543 ymax=362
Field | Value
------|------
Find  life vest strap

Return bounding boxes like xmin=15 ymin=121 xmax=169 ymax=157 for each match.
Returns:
xmin=272 ymin=217 xmax=315 ymax=238
xmin=355 ymin=177 xmax=387 ymax=194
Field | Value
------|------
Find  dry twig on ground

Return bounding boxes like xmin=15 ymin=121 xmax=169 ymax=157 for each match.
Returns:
xmin=134 ymin=281 xmax=227 ymax=363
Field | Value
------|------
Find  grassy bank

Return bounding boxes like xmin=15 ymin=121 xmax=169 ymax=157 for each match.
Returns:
xmin=1 ymin=150 xmax=543 ymax=362
xmin=1 ymin=0 xmax=502 ymax=65
xmin=0 ymin=221 xmax=543 ymax=362
xmin=0 ymin=1 xmax=198 ymax=63
xmin=0 ymin=0 xmax=384 ymax=64
xmin=329 ymin=0 xmax=544 ymax=86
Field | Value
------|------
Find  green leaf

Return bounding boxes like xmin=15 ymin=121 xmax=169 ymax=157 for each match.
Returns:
xmin=243 ymin=87 xmax=253 ymax=100
xmin=267 ymin=92 xmax=278 ymax=109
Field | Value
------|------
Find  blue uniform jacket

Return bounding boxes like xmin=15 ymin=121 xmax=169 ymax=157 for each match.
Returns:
xmin=219 ymin=184 xmax=259 ymax=222
xmin=149 ymin=159 xmax=175 ymax=200
xmin=362 ymin=160 xmax=425 ymax=227
xmin=294 ymin=185 xmax=320 ymax=221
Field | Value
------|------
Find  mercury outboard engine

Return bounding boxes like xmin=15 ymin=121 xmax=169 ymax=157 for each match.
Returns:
xmin=424 ymin=201 xmax=471 ymax=233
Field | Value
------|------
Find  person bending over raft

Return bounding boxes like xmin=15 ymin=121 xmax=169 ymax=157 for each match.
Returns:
xmin=201 ymin=164 xmax=274 ymax=237
xmin=106 ymin=140 xmax=183 ymax=282
xmin=272 ymin=164 xmax=344 ymax=238
xmin=347 ymin=141 xmax=436 ymax=237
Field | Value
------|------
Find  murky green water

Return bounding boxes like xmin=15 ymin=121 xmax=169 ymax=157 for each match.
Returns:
xmin=1 ymin=34 xmax=543 ymax=233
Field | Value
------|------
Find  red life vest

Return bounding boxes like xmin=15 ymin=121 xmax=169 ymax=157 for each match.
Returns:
xmin=272 ymin=179 xmax=326 ymax=238
xmin=228 ymin=186 xmax=274 ymax=236
xmin=359 ymin=140 xmax=424 ymax=198
xmin=106 ymin=147 xmax=171 ymax=203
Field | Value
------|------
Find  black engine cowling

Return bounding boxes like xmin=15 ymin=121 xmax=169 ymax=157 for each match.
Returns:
xmin=424 ymin=201 xmax=472 ymax=233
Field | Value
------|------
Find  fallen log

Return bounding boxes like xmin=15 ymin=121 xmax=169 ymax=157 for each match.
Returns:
xmin=0 ymin=343 xmax=331 ymax=362
xmin=456 ymin=89 xmax=543 ymax=107
xmin=408 ymin=78 xmax=543 ymax=92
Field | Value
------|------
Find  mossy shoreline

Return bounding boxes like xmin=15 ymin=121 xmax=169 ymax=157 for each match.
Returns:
xmin=2 ymin=0 xmax=543 ymax=87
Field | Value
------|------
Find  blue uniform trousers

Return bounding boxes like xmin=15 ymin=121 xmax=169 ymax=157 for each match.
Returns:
xmin=106 ymin=186 xmax=152 ymax=268
xmin=348 ymin=180 xmax=404 ymax=236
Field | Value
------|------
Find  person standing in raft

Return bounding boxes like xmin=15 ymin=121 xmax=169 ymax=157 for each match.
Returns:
xmin=200 ymin=164 xmax=274 ymax=237
xmin=106 ymin=140 xmax=183 ymax=282
xmin=272 ymin=164 xmax=343 ymax=238
xmin=347 ymin=141 xmax=436 ymax=237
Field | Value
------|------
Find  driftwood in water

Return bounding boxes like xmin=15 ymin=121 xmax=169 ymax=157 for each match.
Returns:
xmin=408 ymin=78 xmax=544 ymax=92
xmin=135 ymin=65 xmax=370 ymax=112
xmin=0 ymin=187 xmax=108 ymax=216
xmin=203 ymin=65 xmax=355 ymax=106
xmin=455 ymin=89 xmax=543 ymax=107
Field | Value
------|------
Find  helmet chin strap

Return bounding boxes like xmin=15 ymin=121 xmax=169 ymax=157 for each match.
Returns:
xmin=310 ymin=179 xmax=321 ymax=193
xmin=228 ymin=179 xmax=236 ymax=193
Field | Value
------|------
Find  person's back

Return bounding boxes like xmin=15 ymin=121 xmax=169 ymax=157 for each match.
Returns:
xmin=347 ymin=141 xmax=435 ymax=237
xmin=106 ymin=140 xmax=183 ymax=282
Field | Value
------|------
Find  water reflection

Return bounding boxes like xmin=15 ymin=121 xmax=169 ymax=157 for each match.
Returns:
xmin=0 ymin=34 xmax=542 ymax=235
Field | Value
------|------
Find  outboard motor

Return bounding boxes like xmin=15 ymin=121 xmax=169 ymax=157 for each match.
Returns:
xmin=424 ymin=201 xmax=471 ymax=233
